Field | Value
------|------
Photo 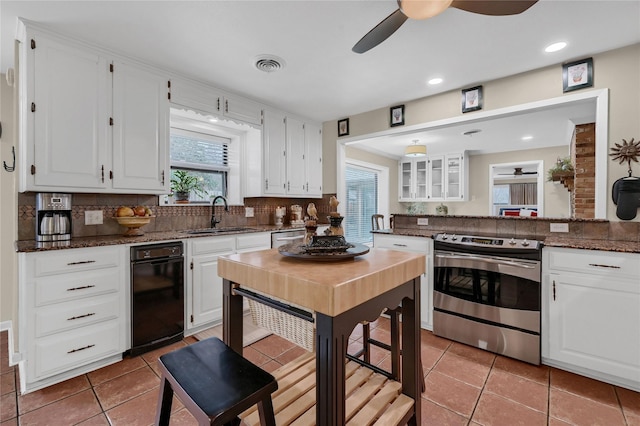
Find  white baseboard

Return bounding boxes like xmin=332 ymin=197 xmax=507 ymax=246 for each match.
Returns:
xmin=0 ymin=320 xmax=22 ymax=366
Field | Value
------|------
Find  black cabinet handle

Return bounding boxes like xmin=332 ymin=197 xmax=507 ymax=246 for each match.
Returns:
xmin=67 ymin=312 xmax=96 ymax=321
xmin=67 ymin=344 xmax=95 ymax=354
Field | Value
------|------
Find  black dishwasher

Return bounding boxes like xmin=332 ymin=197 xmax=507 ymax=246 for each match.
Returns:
xmin=130 ymin=241 xmax=184 ymax=356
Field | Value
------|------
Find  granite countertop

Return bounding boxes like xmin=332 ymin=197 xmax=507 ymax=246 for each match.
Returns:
xmin=373 ymin=229 xmax=640 ymax=254
xmin=15 ymin=225 xmax=307 ymax=253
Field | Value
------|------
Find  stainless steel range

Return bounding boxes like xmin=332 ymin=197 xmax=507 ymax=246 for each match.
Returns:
xmin=432 ymin=233 xmax=542 ymax=364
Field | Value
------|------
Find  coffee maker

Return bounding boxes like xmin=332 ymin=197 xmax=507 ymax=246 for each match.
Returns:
xmin=36 ymin=193 xmax=72 ymax=242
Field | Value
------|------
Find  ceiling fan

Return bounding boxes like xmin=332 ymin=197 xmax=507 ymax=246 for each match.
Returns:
xmin=496 ymin=167 xmax=538 ymax=176
xmin=353 ymin=0 xmax=538 ymax=54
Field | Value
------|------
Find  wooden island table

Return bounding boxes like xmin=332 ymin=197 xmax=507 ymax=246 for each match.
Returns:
xmin=218 ymin=247 xmax=425 ymax=426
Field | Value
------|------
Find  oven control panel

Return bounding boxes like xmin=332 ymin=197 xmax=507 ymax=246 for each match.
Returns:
xmin=434 ymin=233 xmax=541 ymax=250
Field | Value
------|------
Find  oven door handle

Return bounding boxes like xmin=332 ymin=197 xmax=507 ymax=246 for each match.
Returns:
xmin=435 ymin=252 xmax=538 ymax=269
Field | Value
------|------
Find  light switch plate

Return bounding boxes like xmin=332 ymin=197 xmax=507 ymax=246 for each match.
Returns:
xmin=550 ymin=223 xmax=569 ymax=233
xmin=245 ymin=207 xmax=254 ymax=218
xmin=85 ymin=210 xmax=103 ymax=225
xmin=417 ymin=218 xmax=429 ymax=226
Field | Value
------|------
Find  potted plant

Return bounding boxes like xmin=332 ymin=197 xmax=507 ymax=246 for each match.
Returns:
xmin=547 ymin=157 xmax=574 ymax=182
xmin=170 ymin=170 xmax=207 ymax=203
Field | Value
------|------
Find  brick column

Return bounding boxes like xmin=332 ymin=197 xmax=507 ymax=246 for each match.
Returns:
xmin=573 ymin=123 xmax=596 ymax=219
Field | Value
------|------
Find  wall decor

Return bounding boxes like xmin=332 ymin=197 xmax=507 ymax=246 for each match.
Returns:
xmin=338 ymin=118 xmax=349 ymax=137
xmin=461 ymin=86 xmax=483 ymax=113
xmin=390 ymin=104 xmax=405 ymax=127
xmin=562 ymin=57 xmax=593 ymax=92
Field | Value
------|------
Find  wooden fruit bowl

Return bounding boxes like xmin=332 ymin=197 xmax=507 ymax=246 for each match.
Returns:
xmin=114 ymin=216 xmax=154 ymax=236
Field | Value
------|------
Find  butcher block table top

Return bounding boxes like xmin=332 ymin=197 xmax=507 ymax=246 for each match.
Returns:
xmin=217 ymin=247 xmax=426 ymax=317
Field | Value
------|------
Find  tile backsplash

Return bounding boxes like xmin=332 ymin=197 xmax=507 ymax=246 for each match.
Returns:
xmin=18 ymin=193 xmax=336 ymax=240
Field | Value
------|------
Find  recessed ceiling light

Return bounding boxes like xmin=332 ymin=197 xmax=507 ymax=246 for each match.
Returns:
xmin=545 ymin=42 xmax=567 ymax=53
xmin=522 ymin=135 xmax=533 ymax=141
xmin=428 ymin=78 xmax=443 ymax=85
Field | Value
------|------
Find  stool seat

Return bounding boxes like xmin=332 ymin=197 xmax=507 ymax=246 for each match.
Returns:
xmin=155 ymin=337 xmax=277 ymax=426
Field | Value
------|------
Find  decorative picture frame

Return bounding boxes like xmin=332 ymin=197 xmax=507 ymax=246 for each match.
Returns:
xmin=338 ymin=118 xmax=349 ymax=137
xmin=390 ymin=105 xmax=405 ymax=127
xmin=562 ymin=57 xmax=593 ymax=92
xmin=461 ymin=86 xmax=483 ymax=113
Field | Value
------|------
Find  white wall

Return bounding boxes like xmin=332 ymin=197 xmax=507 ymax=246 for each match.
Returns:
xmin=0 ymin=71 xmax=19 ymax=345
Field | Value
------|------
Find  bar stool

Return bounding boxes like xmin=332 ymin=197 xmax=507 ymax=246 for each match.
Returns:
xmin=155 ymin=337 xmax=278 ymax=426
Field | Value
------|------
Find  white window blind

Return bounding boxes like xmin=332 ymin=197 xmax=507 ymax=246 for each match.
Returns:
xmin=345 ymin=165 xmax=378 ymax=244
xmin=170 ymin=128 xmax=229 ymax=202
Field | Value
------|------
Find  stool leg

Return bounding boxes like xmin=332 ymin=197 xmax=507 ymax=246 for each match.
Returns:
xmin=155 ymin=376 xmax=174 ymax=426
xmin=257 ymin=397 xmax=276 ymax=426
xmin=389 ymin=309 xmax=400 ymax=381
xmin=362 ymin=322 xmax=371 ymax=363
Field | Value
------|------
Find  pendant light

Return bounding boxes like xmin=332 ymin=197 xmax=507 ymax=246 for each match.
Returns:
xmin=405 ymin=140 xmax=427 ymax=157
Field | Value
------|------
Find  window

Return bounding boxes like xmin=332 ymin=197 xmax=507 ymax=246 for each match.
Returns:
xmin=170 ymin=128 xmax=229 ymax=203
xmin=344 ymin=163 xmax=380 ymax=245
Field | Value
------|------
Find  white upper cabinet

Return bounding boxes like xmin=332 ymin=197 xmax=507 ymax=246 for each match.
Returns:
xmin=305 ymin=123 xmax=323 ymax=197
xmin=428 ymin=152 xmax=468 ymax=201
xmin=18 ymin=22 xmax=170 ymax=194
xmin=286 ymin=116 xmax=306 ymax=196
xmin=112 ymin=61 xmax=169 ymax=192
xmin=262 ymin=109 xmax=287 ymax=195
xmin=398 ymin=158 xmax=428 ymax=202
xmin=22 ymin=32 xmax=111 ymax=191
xmin=246 ymin=108 xmax=322 ymax=198
xmin=170 ymin=78 xmax=263 ymax=127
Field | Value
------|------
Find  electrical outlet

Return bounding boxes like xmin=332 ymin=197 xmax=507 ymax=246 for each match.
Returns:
xmin=417 ymin=218 xmax=429 ymax=226
xmin=550 ymin=223 xmax=569 ymax=233
xmin=245 ymin=207 xmax=254 ymax=218
xmin=84 ymin=210 xmax=103 ymax=225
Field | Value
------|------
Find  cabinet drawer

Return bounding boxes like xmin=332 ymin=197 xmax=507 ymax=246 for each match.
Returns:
xmin=33 ymin=320 xmax=121 ymax=380
xmin=545 ymin=247 xmax=640 ymax=279
xmin=236 ymin=233 xmax=271 ymax=251
xmin=33 ymin=268 xmax=120 ymax=306
xmin=191 ymin=237 xmax=235 ymax=255
xmin=35 ymin=294 xmax=119 ymax=338
xmin=33 ymin=246 xmax=121 ymax=277
xmin=374 ymin=234 xmax=429 ymax=253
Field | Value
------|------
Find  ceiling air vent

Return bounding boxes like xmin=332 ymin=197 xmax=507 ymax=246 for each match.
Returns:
xmin=254 ymin=55 xmax=286 ymax=73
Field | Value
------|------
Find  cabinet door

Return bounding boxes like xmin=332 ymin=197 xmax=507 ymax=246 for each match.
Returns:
xmin=414 ymin=159 xmax=428 ymax=200
xmin=399 ymin=160 xmax=413 ymax=201
xmin=31 ymin=36 xmax=110 ymax=190
xmin=222 ymin=94 xmax=263 ymax=126
xmin=428 ymin=156 xmax=444 ymax=200
xmin=286 ymin=117 xmax=306 ymax=196
xmin=547 ymin=272 xmax=640 ymax=381
xmin=262 ymin=109 xmax=287 ymax=195
xmin=445 ymin=154 xmax=463 ymax=200
xmin=305 ymin=123 xmax=323 ymax=197
xmin=112 ymin=62 xmax=169 ymax=192
xmin=190 ymin=252 xmax=231 ymax=327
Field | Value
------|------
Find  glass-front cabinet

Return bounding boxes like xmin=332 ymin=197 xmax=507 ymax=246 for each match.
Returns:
xmin=399 ymin=158 xmax=428 ymax=201
xmin=428 ymin=152 xmax=467 ymax=201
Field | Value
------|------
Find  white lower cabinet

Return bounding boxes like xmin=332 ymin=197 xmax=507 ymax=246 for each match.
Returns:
xmin=373 ymin=233 xmax=433 ymax=330
xmin=18 ymin=246 xmax=127 ymax=394
xmin=186 ymin=232 xmax=271 ymax=332
xmin=542 ymin=247 xmax=640 ymax=391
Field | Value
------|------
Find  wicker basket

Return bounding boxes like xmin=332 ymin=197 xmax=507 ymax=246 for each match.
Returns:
xmin=248 ymin=299 xmax=315 ymax=352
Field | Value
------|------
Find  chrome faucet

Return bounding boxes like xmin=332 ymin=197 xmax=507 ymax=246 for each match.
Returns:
xmin=210 ymin=195 xmax=229 ymax=228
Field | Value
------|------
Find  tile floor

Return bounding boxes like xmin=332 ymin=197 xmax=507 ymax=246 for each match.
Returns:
xmin=2 ymin=319 xmax=639 ymax=426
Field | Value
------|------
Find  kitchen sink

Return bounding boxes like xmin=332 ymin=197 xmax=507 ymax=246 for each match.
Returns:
xmin=182 ymin=227 xmax=257 ymax=235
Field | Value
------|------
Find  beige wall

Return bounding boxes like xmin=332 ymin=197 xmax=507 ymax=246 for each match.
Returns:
xmin=344 ymin=146 xmax=401 ymax=215
xmin=464 ymin=146 xmax=572 ymax=217
xmin=0 ymin=72 xmax=19 ymax=334
xmin=322 ymin=44 xmax=640 ymax=222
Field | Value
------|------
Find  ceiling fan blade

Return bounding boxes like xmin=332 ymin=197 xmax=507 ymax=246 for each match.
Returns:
xmin=352 ymin=9 xmax=408 ymax=54
xmin=451 ymin=0 xmax=538 ymax=16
